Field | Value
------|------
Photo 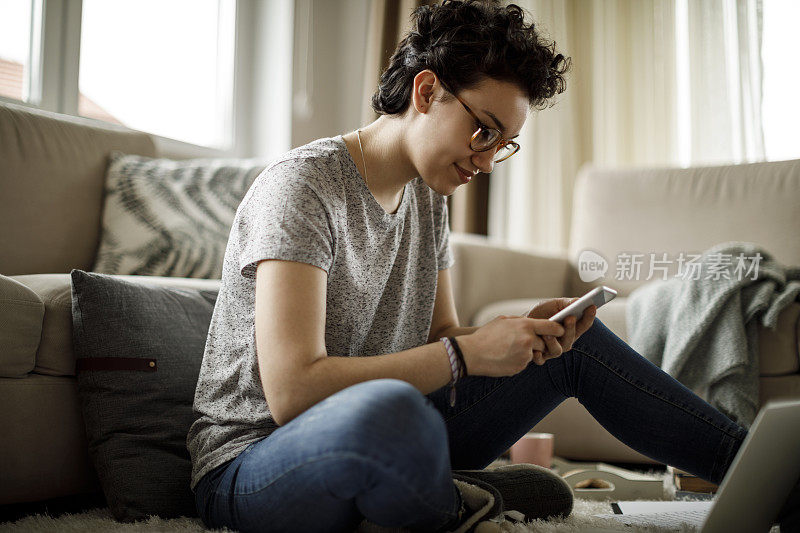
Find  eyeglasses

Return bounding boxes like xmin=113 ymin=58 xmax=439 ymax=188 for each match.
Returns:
xmin=442 ymin=83 xmax=521 ymax=163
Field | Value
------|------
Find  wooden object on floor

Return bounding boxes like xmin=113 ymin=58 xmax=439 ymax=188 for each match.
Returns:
xmin=553 ymin=457 xmax=667 ymax=501
xmin=667 ymin=466 xmax=719 ymax=494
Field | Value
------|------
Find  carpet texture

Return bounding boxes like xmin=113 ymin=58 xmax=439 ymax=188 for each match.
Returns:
xmin=0 ymin=499 xmax=703 ymax=532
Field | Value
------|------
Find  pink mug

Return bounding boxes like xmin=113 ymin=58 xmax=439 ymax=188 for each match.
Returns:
xmin=509 ymin=432 xmax=554 ymax=468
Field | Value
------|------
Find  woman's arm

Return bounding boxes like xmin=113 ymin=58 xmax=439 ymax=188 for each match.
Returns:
xmin=437 ymin=325 xmax=479 ymax=337
xmin=426 ymin=269 xmax=479 ymax=342
xmin=255 ymin=258 xmax=454 ymax=426
xmin=255 ymin=259 xmax=565 ymax=426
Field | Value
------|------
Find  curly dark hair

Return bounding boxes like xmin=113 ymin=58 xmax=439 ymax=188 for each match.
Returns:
xmin=371 ymin=0 xmax=571 ymax=116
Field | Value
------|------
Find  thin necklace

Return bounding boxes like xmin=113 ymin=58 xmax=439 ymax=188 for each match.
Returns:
xmin=356 ymin=129 xmax=368 ymax=187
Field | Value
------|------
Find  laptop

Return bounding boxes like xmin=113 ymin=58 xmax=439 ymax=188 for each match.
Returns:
xmin=596 ymin=399 xmax=800 ymax=532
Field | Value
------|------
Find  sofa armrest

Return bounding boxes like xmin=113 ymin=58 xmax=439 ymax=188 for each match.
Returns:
xmin=449 ymin=233 xmax=570 ymax=326
xmin=0 ymin=275 xmax=45 ymax=378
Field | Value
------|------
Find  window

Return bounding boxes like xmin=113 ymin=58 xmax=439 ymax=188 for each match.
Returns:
xmin=78 ymin=0 xmax=236 ymax=149
xmin=761 ymin=0 xmax=800 ymax=161
xmin=0 ymin=0 xmax=37 ymax=103
xmin=1 ymin=0 xmax=293 ymax=158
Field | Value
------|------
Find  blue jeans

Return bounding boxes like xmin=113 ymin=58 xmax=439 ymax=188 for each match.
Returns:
xmin=194 ymin=319 xmax=747 ymax=532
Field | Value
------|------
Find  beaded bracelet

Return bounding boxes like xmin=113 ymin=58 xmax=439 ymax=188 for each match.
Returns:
xmin=440 ymin=337 xmax=462 ymax=406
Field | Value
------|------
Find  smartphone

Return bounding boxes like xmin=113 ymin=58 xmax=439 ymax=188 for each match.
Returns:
xmin=548 ymin=286 xmax=617 ymax=324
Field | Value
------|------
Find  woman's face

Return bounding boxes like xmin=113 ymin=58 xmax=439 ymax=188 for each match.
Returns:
xmin=410 ymin=73 xmax=528 ymax=196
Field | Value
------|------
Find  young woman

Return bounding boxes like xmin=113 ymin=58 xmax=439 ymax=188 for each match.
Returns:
xmin=187 ymin=1 xmax=748 ymax=531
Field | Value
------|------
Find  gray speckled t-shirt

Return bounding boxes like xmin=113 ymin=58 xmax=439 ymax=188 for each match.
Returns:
xmin=186 ymin=135 xmax=454 ymax=490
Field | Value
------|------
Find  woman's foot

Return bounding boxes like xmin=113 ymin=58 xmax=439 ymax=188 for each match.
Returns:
xmin=452 ymin=464 xmax=574 ymax=521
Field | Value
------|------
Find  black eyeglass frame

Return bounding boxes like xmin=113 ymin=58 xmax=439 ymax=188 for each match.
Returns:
xmin=440 ymin=81 xmax=521 ymax=163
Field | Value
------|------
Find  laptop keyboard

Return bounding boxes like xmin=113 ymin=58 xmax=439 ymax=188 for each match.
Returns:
xmin=613 ymin=508 xmax=709 ymax=528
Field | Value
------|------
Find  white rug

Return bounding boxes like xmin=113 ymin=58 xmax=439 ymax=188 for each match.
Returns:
xmin=0 ymin=461 xmax=697 ymax=532
xmin=0 ymin=499 xmax=700 ymax=533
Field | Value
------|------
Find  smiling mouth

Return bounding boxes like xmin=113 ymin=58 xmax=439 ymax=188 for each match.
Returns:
xmin=454 ymin=164 xmax=473 ymax=183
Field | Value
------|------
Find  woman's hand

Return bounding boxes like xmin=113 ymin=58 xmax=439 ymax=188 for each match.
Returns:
xmin=456 ymin=316 xmax=566 ymax=377
xmin=524 ymin=298 xmax=597 ymax=363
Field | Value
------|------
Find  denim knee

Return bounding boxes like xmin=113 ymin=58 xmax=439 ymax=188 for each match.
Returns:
xmin=346 ymin=379 xmax=446 ymax=432
xmin=339 ymin=379 xmax=450 ymax=465
xmin=573 ymin=316 xmax=605 ymax=341
xmin=568 ymin=317 xmax=620 ymax=355
xmin=343 ymin=379 xmax=433 ymax=419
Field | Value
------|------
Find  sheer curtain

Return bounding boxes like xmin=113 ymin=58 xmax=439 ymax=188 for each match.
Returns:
xmin=489 ymin=0 xmax=765 ymax=252
xmin=680 ymin=0 xmax=765 ymax=165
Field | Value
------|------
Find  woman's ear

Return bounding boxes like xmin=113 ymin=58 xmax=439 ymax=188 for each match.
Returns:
xmin=411 ymin=69 xmax=439 ymax=114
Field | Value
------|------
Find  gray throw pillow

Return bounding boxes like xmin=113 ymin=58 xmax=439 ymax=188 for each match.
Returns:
xmin=92 ymin=151 xmax=266 ymax=278
xmin=70 ymin=269 xmax=217 ymax=522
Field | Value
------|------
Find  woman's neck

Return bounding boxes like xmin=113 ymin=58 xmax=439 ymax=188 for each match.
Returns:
xmin=345 ymin=116 xmax=418 ymax=212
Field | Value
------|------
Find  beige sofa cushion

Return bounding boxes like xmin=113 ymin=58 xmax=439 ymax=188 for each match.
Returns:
xmin=759 ymin=375 xmax=800 ymax=403
xmin=0 ymin=275 xmax=44 ymax=378
xmin=0 ymin=103 xmax=157 ymax=275
xmin=760 ymin=302 xmax=800 ymax=375
xmin=567 ymin=159 xmax=800 ymax=298
xmin=9 ymin=274 xmax=221 ymax=377
xmin=9 ymin=274 xmax=73 ymax=377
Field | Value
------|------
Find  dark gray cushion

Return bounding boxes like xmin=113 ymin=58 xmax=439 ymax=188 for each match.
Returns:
xmin=70 ymin=269 xmax=217 ymax=522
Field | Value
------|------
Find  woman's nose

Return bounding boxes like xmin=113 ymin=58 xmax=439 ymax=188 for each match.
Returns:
xmin=471 ymin=149 xmax=496 ymax=174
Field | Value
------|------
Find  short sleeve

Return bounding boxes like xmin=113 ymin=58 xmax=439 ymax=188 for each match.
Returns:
xmin=236 ymin=163 xmax=334 ymax=279
xmin=435 ymin=195 xmax=454 ymax=271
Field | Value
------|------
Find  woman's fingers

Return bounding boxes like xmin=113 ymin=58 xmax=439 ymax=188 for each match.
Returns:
xmin=558 ymin=315 xmax=576 ymax=351
xmin=543 ymin=334 xmax=562 ymax=357
xmin=533 ymin=304 xmax=598 ymax=365
xmin=575 ymin=305 xmax=597 ymax=337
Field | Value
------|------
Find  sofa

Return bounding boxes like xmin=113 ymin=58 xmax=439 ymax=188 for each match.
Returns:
xmin=452 ymin=158 xmax=800 ymax=462
xmin=1 ymin=100 xmax=799 ymax=511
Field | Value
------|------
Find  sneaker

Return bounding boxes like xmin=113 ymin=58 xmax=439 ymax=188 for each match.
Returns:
xmin=444 ymin=475 xmax=507 ymax=533
xmin=452 ymin=463 xmax=574 ymax=522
